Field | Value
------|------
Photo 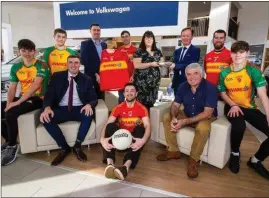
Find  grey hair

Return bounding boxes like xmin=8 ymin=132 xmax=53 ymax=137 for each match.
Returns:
xmin=185 ymin=63 xmax=205 ymax=77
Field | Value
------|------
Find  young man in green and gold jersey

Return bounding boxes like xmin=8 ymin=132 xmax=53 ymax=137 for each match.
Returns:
xmin=218 ymin=41 xmax=269 ymax=179
xmin=43 ymin=28 xmax=76 ymax=75
xmin=1 ymin=39 xmax=50 ymax=166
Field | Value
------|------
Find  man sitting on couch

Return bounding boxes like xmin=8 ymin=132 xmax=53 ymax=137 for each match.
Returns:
xmin=40 ymin=55 xmax=97 ymax=166
xmin=156 ymin=63 xmax=218 ymax=178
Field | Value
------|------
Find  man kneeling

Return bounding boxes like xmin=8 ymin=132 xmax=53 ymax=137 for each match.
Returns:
xmin=101 ymin=83 xmax=150 ymax=180
xmin=40 ymin=55 xmax=97 ymax=166
xmin=157 ymin=63 xmax=218 ymax=178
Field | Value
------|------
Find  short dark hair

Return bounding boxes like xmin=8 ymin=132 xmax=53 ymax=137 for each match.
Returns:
xmin=90 ymin=23 xmax=100 ymax=29
xmin=231 ymin=41 xmax=250 ymax=53
xmin=18 ymin=39 xmax=35 ymax=50
xmin=213 ymin=29 xmax=226 ymax=38
xmin=67 ymin=54 xmax=81 ymax=62
xmin=181 ymin=27 xmax=194 ymax=36
xmin=124 ymin=82 xmax=137 ymax=91
xmin=54 ymin=28 xmax=67 ymax=36
xmin=121 ymin=30 xmax=130 ymax=37
xmin=139 ymin=31 xmax=158 ymax=51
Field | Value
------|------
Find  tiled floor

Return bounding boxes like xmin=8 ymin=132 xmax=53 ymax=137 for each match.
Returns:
xmin=1 ymin=156 xmax=186 ymax=197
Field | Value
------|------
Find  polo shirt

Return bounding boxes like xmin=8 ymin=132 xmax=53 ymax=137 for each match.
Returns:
xmin=175 ymin=79 xmax=218 ymax=117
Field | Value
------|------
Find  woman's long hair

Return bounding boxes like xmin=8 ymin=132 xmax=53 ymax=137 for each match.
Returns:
xmin=139 ymin=31 xmax=158 ymax=52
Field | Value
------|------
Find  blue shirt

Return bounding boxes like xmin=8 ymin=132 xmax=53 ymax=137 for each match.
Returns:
xmin=175 ymin=79 xmax=218 ymax=117
xmin=91 ymin=38 xmax=102 ymax=59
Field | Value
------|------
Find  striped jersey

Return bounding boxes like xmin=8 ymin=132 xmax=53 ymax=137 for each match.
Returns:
xmin=204 ymin=47 xmax=232 ymax=87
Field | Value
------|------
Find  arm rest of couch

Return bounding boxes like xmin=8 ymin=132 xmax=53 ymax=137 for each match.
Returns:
xmin=18 ymin=109 xmax=41 ymax=154
xmin=150 ymin=102 xmax=171 ymax=142
xmin=207 ymin=116 xmax=231 ymax=169
xmin=95 ymin=99 xmax=109 ymax=143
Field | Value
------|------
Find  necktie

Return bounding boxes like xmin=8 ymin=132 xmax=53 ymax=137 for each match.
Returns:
xmin=68 ymin=76 xmax=74 ymax=112
xmin=180 ymin=47 xmax=187 ymax=61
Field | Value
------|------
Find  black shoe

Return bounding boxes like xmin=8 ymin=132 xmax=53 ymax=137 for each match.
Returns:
xmin=73 ymin=147 xmax=87 ymax=162
xmin=247 ymin=157 xmax=269 ymax=180
xmin=51 ymin=149 xmax=71 ymax=166
xmin=1 ymin=144 xmax=20 ymax=166
xmin=114 ymin=165 xmax=128 ymax=180
xmin=1 ymin=142 xmax=9 ymax=151
xmin=229 ymin=153 xmax=240 ymax=173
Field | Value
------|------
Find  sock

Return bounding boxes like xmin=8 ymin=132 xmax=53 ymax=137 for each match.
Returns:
xmin=251 ymin=156 xmax=260 ymax=163
xmin=232 ymin=152 xmax=239 ymax=156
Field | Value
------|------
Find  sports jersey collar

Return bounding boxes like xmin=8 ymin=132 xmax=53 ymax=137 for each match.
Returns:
xmin=214 ymin=46 xmax=226 ymax=53
xmin=54 ymin=45 xmax=67 ymax=50
xmin=231 ymin=61 xmax=247 ymax=72
xmin=23 ymin=58 xmax=37 ymax=68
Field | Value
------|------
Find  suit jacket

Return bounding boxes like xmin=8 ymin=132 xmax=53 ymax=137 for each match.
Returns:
xmin=172 ymin=44 xmax=200 ymax=91
xmin=43 ymin=71 xmax=98 ymax=109
xmin=80 ymin=39 xmax=107 ymax=79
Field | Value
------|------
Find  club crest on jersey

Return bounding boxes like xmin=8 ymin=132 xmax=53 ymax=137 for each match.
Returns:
xmin=128 ymin=111 xmax=132 ymax=116
xmin=236 ymin=77 xmax=242 ymax=83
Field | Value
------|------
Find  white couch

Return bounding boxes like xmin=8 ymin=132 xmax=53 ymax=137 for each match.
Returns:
xmin=150 ymin=101 xmax=231 ymax=169
xmin=18 ymin=99 xmax=108 ymax=154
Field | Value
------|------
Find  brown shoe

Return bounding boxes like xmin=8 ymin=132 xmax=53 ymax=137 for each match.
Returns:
xmin=156 ymin=151 xmax=180 ymax=161
xmin=187 ymin=157 xmax=199 ymax=178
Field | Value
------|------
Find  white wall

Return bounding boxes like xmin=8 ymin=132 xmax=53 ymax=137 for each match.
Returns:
xmin=53 ymin=2 xmax=189 ymax=38
xmin=237 ymin=2 xmax=269 ymax=45
xmin=2 ymin=3 xmax=54 ymax=48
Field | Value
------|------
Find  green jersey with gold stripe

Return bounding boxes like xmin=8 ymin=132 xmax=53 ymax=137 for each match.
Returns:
xmin=218 ymin=63 xmax=266 ymax=109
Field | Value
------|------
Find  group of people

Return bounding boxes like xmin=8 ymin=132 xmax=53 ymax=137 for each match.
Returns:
xmin=1 ymin=23 xmax=269 ymax=181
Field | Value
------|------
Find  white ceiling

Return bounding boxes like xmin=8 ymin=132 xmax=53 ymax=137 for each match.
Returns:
xmin=2 ymin=1 xmax=53 ymax=9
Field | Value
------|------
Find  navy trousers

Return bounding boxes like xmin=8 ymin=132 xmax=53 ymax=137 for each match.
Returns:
xmin=43 ymin=106 xmax=93 ymax=150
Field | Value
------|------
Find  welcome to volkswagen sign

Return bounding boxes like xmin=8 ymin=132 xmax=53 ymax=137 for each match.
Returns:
xmin=60 ymin=2 xmax=179 ymax=30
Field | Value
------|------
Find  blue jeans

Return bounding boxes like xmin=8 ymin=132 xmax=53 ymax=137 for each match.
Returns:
xmin=118 ymin=90 xmax=125 ymax=104
xmin=43 ymin=106 xmax=93 ymax=150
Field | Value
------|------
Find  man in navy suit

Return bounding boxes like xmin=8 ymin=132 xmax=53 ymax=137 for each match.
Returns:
xmin=170 ymin=27 xmax=200 ymax=93
xmin=80 ymin=23 xmax=107 ymax=99
xmin=40 ymin=55 xmax=97 ymax=166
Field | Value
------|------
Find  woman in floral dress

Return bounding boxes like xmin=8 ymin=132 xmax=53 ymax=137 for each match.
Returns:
xmin=133 ymin=31 xmax=164 ymax=111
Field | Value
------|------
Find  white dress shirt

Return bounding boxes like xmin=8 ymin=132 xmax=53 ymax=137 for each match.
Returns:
xmin=59 ymin=72 xmax=83 ymax=107
xmin=179 ymin=44 xmax=192 ymax=61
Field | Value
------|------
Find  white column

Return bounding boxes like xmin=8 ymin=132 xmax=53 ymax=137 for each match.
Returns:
xmin=206 ymin=2 xmax=231 ymax=52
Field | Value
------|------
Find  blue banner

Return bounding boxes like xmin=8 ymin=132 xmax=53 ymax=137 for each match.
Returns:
xmin=60 ymin=2 xmax=179 ymax=30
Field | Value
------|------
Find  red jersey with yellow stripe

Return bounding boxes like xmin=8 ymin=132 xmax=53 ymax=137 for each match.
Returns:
xmin=204 ymin=47 xmax=232 ymax=87
xmin=111 ymin=101 xmax=148 ymax=133
xmin=99 ymin=49 xmax=130 ymax=91
xmin=118 ymin=45 xmax=137 ymax=77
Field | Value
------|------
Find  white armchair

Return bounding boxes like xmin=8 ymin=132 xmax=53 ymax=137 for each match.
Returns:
xmin=18 ymin=99 xmax=108 ymax=154
xmin=150 ymin=101 xmax=231 ymax=169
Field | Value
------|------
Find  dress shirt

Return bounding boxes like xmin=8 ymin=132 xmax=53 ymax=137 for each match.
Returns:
xmin=92 ymin=38 xmax=102 ymax=59
xmin=59 ymin=72 xmax=83 ymax=107
xmin=179 ymin=44 xmax=192 ymax=61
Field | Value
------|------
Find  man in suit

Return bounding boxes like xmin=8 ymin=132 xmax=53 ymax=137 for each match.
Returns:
xmin=40 ymin=55 xmax=97 ymax=166
xmin=170 ymin=27 xmax=200 ymax=93
xmin=80 ymin=23 xmax=107 ymax=99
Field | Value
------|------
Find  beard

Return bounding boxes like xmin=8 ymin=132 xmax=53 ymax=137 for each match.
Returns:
xmin=214 ymin=43 xmax=224 ymax=50
xmin=126 ymin=97 xmax=136 ymax=102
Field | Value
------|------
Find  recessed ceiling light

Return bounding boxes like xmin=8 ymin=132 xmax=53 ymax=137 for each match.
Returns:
xmin=203 ymin=2 xmax=206 ymax=4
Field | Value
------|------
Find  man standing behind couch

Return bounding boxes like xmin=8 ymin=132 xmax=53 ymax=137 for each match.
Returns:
xmin=40 ymin=55 xmax=97 ymax=166
xmin=80 ymin=23 xmax=107 ymax=99
xmin=1 ymin=39 xmax=49 ymax=166
xmin=170 ymin=27 xmax=200 ymax=94
xmin=157 ymin=63 xmax=218 ymax=178
xmin=43 ymin=28 xmax=76 ymax=75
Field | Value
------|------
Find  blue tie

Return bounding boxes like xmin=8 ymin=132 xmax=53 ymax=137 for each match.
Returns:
xmin=180 ymin=47 xmax=187 ymax=62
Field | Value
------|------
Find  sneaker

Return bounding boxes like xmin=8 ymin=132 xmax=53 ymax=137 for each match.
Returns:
xmin=114 ymin=165 xmax=128 ymax=180
xmin=229 ymin=153 xmax=240 ymax=173
xmin=104 ymin=164 xmax=116 ymax=179
xmin=1 ymin=144 xmax=20 ymax=166
xmin=1 ymin=142 xmax=9 ymax=151
xmin=247 ymin=157 xmax=269 ymax=180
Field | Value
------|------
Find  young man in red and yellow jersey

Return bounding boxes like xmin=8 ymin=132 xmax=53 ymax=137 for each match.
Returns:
xmin=117 ymin=30 xmax=137 ymax=103
xmin=204 ymin=29 xmax=232 ymax=87
xmin=1 ymin=39 xmax=50 ymax=166
xmin=218 ymin=41 xmax=269 ymax=179
xmin=43 ymin=28 xmax=76 ymax=75
xmin=100 ymin=83 xmax=150 ymax=180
